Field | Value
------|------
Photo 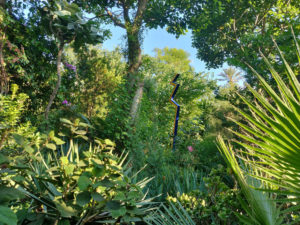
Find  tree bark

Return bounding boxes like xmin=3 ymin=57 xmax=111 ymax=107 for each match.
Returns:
xmin=125 ymin=0 xmax=148 ymax=122
xmin=129 ymin=80 xmax=144 ymax=122
xmin=127 ymin=29 xmax=142 ymax=88
xmin=45 ymin=42 xmax=64 ymax=120
xmin=104 ymin=0 xmax=148 ymax=123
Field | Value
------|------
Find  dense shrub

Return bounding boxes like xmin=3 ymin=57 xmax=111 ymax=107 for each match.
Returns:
xmin=0 ymin=117 xmax=154 ymax=225
xmin=167 ymin=166 xmax=242 ymax=225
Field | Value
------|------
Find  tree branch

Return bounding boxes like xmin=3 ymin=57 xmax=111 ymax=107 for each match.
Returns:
xmin=121 ymin=0 xmax=131 ymax=25
xmin=105 ymin=8 xmax=125 ymax=29
xmin=134 ymin=0 xmax=148 ymax=27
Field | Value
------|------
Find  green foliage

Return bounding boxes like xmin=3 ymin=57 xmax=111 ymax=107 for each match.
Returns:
xmin=0 ymin=7 xmax=29 ymax=94
xmin=145 ymin=202 xmax=196 ymax=225
xmin=6 ymin=2 xmax=300 ymax=224
xmin=217 ymin=33 xmax=300 ymax=224
xmin=0 ymin=116 xmax=154 ymax=224
xmin=184 ymin=0 xmax=300 ymax=86
xmin=69 ymin=46 xmax=126 ymax=118
xmin=124 ymin=49 xmax=222 ymax=200
xmin=0 ymin=84 xmax=35 ymax=150
xmin=218 ymin=139 xmax=286 ymax=225
xmin=154 ymin=47 xmax=193 ymax=74
xmin=167 ymin=166 xmax=242 ymax=225
xmin=40 ymin=1 xmax=107 ymax=45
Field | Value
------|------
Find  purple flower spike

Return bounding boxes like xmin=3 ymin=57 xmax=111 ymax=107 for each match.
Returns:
xmin=62 ymin=100 xmax=68 ymax=105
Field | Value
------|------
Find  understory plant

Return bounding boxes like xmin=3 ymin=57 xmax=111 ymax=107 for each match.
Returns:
xmin=0 ymin=117 xmax=154 ymax=225
xmin=144 ymin=201 xmax=196 ymax=225
xmin=166 ymin=165 xmax=241 ymax=225
xmin=217 ymin=30 xmax=300 ymax=224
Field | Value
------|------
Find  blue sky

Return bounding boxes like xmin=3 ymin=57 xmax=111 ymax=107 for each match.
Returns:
xmin=102 ymin=26 xmax=226 ymax=79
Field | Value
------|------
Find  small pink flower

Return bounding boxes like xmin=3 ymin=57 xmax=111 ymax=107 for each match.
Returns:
xmin=187 ymin=146 xmax=193 ymax=152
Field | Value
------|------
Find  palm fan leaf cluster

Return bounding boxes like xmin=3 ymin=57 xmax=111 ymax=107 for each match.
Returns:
xmin=217 ymin=29 xmax=300 ymax=225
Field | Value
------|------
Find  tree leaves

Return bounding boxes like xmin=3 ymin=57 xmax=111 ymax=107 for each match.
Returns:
xmin=54 ymin=10 xmax=72 ymax=17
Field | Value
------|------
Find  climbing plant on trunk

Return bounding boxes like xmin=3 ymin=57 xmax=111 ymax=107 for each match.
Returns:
xmin=74 ymin=0 xmax=190 ymax=122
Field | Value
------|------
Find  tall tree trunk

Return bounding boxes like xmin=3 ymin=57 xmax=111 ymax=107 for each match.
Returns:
xmin=45 ymin=42 xmax=64 ymax=120
xmin=127 ymin=30 xmax=142 ymax=87
xmin=104 ymin=0 xmax=148 ymax=123
xmin=126 ymin=29 xmax=145 ymax=123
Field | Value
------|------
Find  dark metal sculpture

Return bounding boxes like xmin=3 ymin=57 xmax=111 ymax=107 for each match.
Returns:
xmin=169 ymin=74 xmax=180 ymax=150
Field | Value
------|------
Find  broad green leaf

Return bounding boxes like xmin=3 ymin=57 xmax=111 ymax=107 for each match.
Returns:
xmin=12 ymin=133 xmax=24 ymax=145
xmin=104 ymin=139 xmax=115 ymax=146
xmin=76 ymin=191 xmax=91 ymax=207
xmin=49 ymin=130 xmax=55 ymax=138
xmin=0 ymin=206 xmax=17 ymax=225
xmin=92 ymin=166 xmax=105 ymax=177
xmin=77 ymin=175 xmax=91 ymax=191
xmin=45 ymin=143 xmax=56 ymax=150
xmin=91 ymin=192 xmax=104 ymax=202
xmin=64 ymin=164 xmax=75 ymax=176
xmin=74 ymin=130 xmax=86 ymax=135
xmin=106 ymin=201 xmax=121 ymax=210
xmin=0 ymin=153 xmax=8 ymax=164
xmin=114 ymin=192 xmax=126 ymax=201
xmin=60 ymin=118 xmax=72 ymax=125
xmin=98 ymin=178 xmax=115 ymax=188
xmin=24 ymin=145 xmax=34 ymax=154
xmin=54 ymin=199 xmax=77 ymax=218
xmin=110 ymin=206 xmax=126 ymax=218
xmin=0 ymin=186 xmax=24 ymax=202
xmin=52 ymin=136 xmax=65 ymax=145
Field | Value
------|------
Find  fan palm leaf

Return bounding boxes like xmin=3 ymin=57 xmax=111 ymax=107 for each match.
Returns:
xmin=217 ymin=137 xmax=285 ymax=225
xmin=217 ymin=30 xmax=300 ymax=224
xmin=144 ymin=202 xmax=195 ymax=225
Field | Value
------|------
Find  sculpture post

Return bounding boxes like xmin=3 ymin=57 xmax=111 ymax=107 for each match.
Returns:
xmin=169 ymin=74 xmax=180 ymax=151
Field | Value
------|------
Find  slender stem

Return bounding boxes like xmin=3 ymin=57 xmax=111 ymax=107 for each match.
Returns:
xmin=45 ymin=41 xmax=64 ymax=120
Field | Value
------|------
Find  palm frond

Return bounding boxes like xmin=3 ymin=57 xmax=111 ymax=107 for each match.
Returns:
xmin=217 ymin=29 xmax=300 ymax=224
xmin=144 ymin=202 xmax=195 ymax=225
xmin=217 ymin=137 xmax=285 ymax=225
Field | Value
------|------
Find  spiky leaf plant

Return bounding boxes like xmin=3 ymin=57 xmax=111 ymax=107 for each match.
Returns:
xmin=217 ymin=29 xmax=300 ymax=225
xmin=145 ymin=202 xmax=195 ymax=225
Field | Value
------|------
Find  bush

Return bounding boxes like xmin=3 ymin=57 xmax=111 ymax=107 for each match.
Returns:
xmin=0 ymin=117 xmax=154 ymax=225
xmin=167 ymin=166 xmax=242 ymax=225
